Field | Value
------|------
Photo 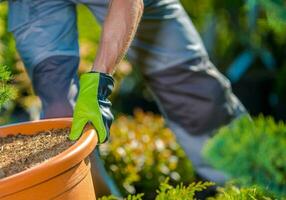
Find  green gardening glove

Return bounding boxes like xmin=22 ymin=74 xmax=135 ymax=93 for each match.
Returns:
xmin=69 ymin=72 xmax=114 ymax=143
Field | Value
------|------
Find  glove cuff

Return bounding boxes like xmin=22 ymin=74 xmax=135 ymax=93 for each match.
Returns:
xmin=88 ymin=71 xmax=114 ymax=97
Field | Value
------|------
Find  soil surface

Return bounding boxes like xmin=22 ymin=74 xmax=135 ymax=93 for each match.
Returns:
xmin=0 ymin=128 xmax=75 ymax=179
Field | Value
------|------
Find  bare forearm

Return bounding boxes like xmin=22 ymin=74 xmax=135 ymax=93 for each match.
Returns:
xmin=92 ymin=0 xmax=144 ymax=74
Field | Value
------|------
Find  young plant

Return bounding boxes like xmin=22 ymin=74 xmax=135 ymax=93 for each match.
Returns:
xmin=155 ymin=178 xmax=214 ymax=200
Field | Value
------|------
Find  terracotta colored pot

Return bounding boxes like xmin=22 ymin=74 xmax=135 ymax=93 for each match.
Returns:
xmin=0 ymin=118 xmax=97 ymax=200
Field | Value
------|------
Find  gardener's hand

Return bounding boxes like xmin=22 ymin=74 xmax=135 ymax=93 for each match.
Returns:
xmin=69 ymin=72 xmax=114 ymax=143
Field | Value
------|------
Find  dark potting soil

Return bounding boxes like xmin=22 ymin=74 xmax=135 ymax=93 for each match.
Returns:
xmin=0 ymin=128 xmax=75 ymax=179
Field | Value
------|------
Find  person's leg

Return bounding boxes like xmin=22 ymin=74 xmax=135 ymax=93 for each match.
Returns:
xmin=127 ymin=0 xmax=247 ymax=184
xmin=8 ymin=0 xmax=79 ymax=118
xmin=145 ymin=57 xmax=246 ymax=184
xmin=127 ymin=0 xmax=209 ymax=74
xmin=32 ymin=56 xmax=79 ymax=118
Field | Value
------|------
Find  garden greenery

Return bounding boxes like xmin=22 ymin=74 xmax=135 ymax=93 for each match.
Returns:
xmin=99 ymin=179 xmax=277 ymax=200
xmin=100 ymin=110 xmax=194 ymax=197
xmin=101 ymin=111 xmax=285 ymax=199
xmin=203 ymin=115 xmax=286 ymax=197
xmin=155 ymin=179 xmax=214 ymax=200
xmin=0 ymin=5 xmax=14 ymax=108
xmin=208 ymin=184 xmax=277 ymax=200
xmin=99 ymin=194 xmax=144 ymax=200
xmin=0 ymin=66 xmax=15 ymax=108
xmin=0 ymin=3 xmax=30 ymax=123
xmin=0 ymin=4 xmax=16 ymax=69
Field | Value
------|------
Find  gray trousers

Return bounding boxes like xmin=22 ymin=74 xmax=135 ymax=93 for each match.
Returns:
xmin=8 ymin=0 xmax=247 ymax=194
xmin=145 ymin=57 xmax=246 ymax=184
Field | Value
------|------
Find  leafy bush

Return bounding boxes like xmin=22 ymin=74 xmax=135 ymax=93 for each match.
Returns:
xmin=99 ymin=110 xmax=194 ymax=198
xmin=203 ymin=115 xmax=286 ymax=197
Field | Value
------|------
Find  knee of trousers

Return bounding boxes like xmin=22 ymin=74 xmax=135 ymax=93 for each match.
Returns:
xmin=145 ymin=57 xmax=246 ymax=135
xmin=167 ymin=120 xmax=229 ymax=184
xmin=32 ymin=56 xmax=79 ymax=118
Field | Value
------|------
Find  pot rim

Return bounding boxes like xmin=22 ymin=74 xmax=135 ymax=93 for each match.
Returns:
xmin=0 ymin=118 xmax=98 ymax=197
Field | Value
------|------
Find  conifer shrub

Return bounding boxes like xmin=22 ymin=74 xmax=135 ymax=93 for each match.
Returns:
xmin=0 ymin=66 xmax=15 ymax=108
xmin=99 ymin=179 xmax=277 ymax=200
xmin=203 ymin=115 xmax=286 ymax=197
xmin=98 ymin=179 xmax=214 ymax=200
xmin=208 ymin=184 xmax=277 ymax=200
xmin=155 ymin=178 xmax=214 ymax=200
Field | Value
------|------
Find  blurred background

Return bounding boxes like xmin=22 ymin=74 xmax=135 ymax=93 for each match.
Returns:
xmin=1 ymin=0 xmax=286 ymax=123
xmin=0 ymin=0 xmax=286 ymax=199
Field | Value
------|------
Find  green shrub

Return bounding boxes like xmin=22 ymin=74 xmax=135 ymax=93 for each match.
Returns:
xmin=99 ymin=194 xmax=144 ymax=200
xmin=203 ymin=115 xmax=286 ymax=197
xmin=0 ymin=66 xmax=15 ymax=108
xmin=99 ymin=179 xmax=214 ymax=200
xmin=156 ymin=181 xmax=276 ymax=200
xmin=100 ymin=179 xmax=277 ymax=200
xmin=99 ymin=110 xmax=194 ymax=198
xmin=0 ymin=3 xmax=17 ymax=68
xmin=209 ymin=184 xmax=278 ymax=200
xmin=155 ymin=178 xmax=214 ymax=200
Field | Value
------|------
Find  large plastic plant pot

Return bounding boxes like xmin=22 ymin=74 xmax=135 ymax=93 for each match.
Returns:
xmin=0 ymin=118 xmax=97 ymax=200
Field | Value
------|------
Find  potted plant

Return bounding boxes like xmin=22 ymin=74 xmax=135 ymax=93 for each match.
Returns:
xmin=0 ymin=66 xmax=98 ymax=200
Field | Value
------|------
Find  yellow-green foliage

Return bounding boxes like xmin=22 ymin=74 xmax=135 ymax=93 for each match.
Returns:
xmin=99 ymin=194 xmax=144 ymax=200
xmin=100 ymin=180 xmax=278 ymax=200
xmin=209 ymin=184 xmax=278 ymax=200
xmin=0 ymin=4 xmax=8 ymax=65
xmin=155 ymin=179 xmax=214 ymax=200
xmin=100 ymin=110 xmax=194 ymax=196
xmin=99 ymin=179 xmax=214 ymax=200
xmin=0 ymin=3 xmax=16 ymax=68
xmin=0 ymin=66 xmax=15 ymax=108
xmin=203 ymin=115 xmax=286 ymax=197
